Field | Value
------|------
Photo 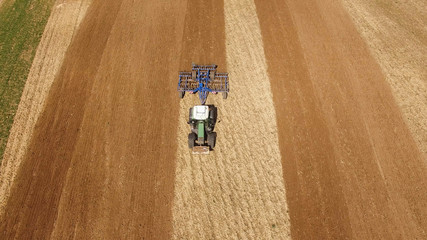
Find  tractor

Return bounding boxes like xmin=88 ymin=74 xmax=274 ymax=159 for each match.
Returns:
xmin=178 ymin=64 xmax=228 ymax=154
xmin=187 ymin=105 xmax=218 ymax=154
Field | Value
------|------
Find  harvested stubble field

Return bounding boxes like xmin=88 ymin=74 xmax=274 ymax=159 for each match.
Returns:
xmin=0 ymin=0 xmax=426 ymax=239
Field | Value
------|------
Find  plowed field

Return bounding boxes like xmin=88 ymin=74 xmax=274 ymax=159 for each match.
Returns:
xmin=1 ymin=0 xmax=426 ymax=239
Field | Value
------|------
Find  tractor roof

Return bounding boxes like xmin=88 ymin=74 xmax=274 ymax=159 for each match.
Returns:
xmin=192 ymin=105 xmax=209 ymax=120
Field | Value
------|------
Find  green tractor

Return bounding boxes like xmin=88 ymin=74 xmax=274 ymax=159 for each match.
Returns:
xmin=187 ymin=105 xmax=217 ymax=154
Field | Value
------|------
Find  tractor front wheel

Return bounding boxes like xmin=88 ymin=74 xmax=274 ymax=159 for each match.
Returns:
xmin=179 ymin=91 xmax=185 ymax=98
xmin=188 ymin=133 xmax=196 ymax=148
xmin=222 ymin=92 xmax=228 ymax=99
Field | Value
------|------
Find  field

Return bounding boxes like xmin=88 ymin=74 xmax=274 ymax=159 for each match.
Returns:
xmin=0 ymin=0 xmax=55 ymax=161
xmin=0 ymin=0 xmax=426 ymax=239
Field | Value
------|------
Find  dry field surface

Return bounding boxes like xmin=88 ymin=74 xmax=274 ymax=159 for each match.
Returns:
xmin=341 ymin=0 xmax=427 ymax=158
xmin=0 ymin=0 xmax=426 ymax=239
xmin=0 ymin=0 xmax=91 ymax=218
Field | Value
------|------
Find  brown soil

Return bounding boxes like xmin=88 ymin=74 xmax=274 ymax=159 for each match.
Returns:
xmin=0 ymin=0 xmax=91 ymax=218
xmin=341 ymin=0 xmax=427 ymax=158
xmin=256 ymin=0 xmax=427 ymax=239
xmin=0 ymin=0 xmax=6 ymax=8
xmin=0 ymin=0 xmax=187 ymax=238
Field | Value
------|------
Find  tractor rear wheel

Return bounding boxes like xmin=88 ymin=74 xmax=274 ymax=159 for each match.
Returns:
xmin=209 ymin=106 xmax=217 ymax=122
xmin=207 ymin=132 xmax=217 ymax=149
xmin=179 ymin=91 xmax=185 ymax=98
xmin=222 ymin=92 xmax=228 ymax=99
xmin=188 ymin=133 xmax=196 ymax=148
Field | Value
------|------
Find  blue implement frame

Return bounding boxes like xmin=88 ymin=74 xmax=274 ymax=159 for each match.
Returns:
xmin=178 ymin=64 xmax=229 ymax=105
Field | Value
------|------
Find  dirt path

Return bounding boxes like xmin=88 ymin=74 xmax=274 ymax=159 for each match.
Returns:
xmin=0 ymin=0 xmax=91 ymax=218
xmin=256 ymin=0 xmax=427 ymax=239
xmin=172 ymin=0 xmax=291 ymax=239
xmin=341 ymin=0 xmax=427 ymax=158
xmin=0 ymin=0 xmax=187 ymax=238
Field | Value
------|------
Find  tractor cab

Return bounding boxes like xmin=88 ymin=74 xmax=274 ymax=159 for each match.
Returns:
xmin=188 ymin=105 xmax=217 ymax=154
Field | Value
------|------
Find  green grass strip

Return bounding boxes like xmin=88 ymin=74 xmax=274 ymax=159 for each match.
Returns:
xmin=0 ymin=0 xmax=56 ymax=162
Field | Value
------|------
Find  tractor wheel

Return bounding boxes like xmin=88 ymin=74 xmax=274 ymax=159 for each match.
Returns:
xmin=209 ymin=106 xmax=217 ymax=122
xmin=207 ymin=132 xmax=217 ymax=149
xmin=222 ymin=92 xmax=228 ymax=99
xmin=188 ymin=107 xmax=193 ymax=123
xmin=179 ymin=91 xmax=185 ymax=98
xmin=188 ymin=133 xmax=196 ymax=148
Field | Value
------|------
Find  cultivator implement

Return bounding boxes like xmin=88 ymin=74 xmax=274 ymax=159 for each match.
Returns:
xmin=178 ymin=64 xmax=229 ymax=105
